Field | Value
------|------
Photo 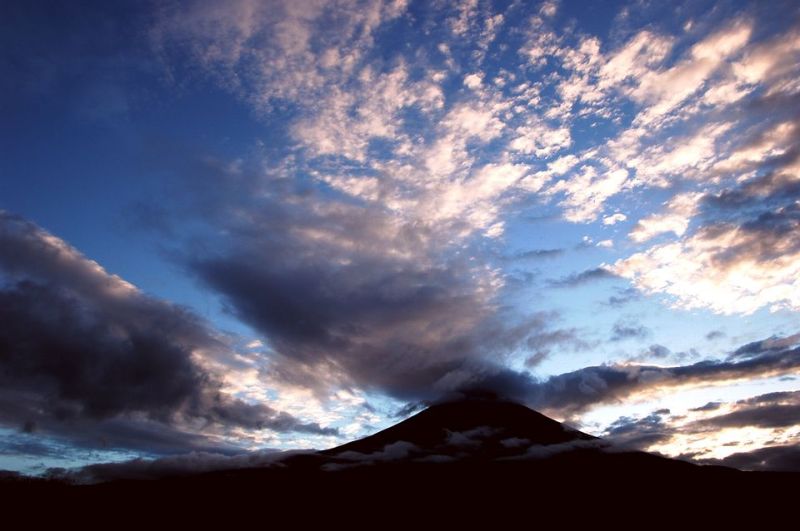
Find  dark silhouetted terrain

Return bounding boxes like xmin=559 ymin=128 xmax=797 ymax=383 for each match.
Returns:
xmin=3 ymin=396 xmax=796 ymax=522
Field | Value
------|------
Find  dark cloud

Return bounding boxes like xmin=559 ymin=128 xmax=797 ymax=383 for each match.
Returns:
xmin=524 ymin=325 xmax=595 ymax=368
xmin=162 ymin=144 xmax=800 ymax=413
xmin=0 ymin=433 xmax=63 ymax=459
xmin=690 ymin=401 xmax=722 ymax=412
xmin=590 ymin=389 xmax=800 ymax=472
xmin=526 ymin=327 xmax=592 ymax=352
xmin=703 ymin=167 xmax=800 ymax=221
xmin=731 ymin=333 xmax=800 ymax=359
xmin=703 ymin=115 xmax=800 ymax=219
xmin=146 ymin=157 xmax=575 ymax=403
xmin=525 ymin=351 xmax=550 ymax=368
xmin=526 ymin=332 xmax=800 ymax=416
xmin=548 ymin=267 xmax=618 ymax=288
xmin=626 ymin=344 xmax=699 ymax=364
xmin=702 ymin=444 xmax=800 ymax=472
xmin=689 ymin=112 xmax=800 ymax=284
xmin=610 ymin=320 xmax=651 ymax=342
xmin=0 ymin=212 xmax=336 ymax=455
xmin=698 ymin=203 xmax=800 ymax=271
xmin=604 ymin=410 xmax=673 ymax=449
xmin=705 ymin=330 xmax=725 ymax=341
xmin=604 ymin=287 xmax=640 ymax=307
xmin=642 ymin=344 xmax=671 ymax=358
xmin=13 ymin=205 xmax=797 ymax=456
xmin=507 ymin=248 xmax=565 ymax=260
xmin=692 ymin=391 xmax=800 ymax=430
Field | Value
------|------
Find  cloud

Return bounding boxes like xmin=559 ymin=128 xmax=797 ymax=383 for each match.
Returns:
xmin=548 ymin=267 xmax=617 ymax=288
xmin=142 ymin=0 xmax=645 ymax=410
xmin=603 ymin=213 xmax=626 ymax=225
xmin=610 ymin=16 xmax=800 ymax=316
xmin=690 ymin=401 xmax=722 ymax=412
xmin=47 ymin=449 xmax=311 ymax=484
xmin=100 ymin=1 xmax=800 ymax=458
xmin=514 ymin=12 xmax=797 ymax=225
xmin=508 ymin=248 xmax=565 ymax=261
xmin=150 ymin=0 xmax=410 ymax=111
xmin=156 ymin=154 xmax=575 ymax=403
xmin=604 ymin=410 xmax=673 ymax=449
xmin=629 ymin=192 xmax=702 ymax=243
xmin=600 ymin=389 xmax=800 ymax=470
xmin=604 ymin=287 xmax=640 ymax=307
xmin=692 ymin=391 xmax=800 ymax=430
xmin=732 ymin=334 xmax=800 ymax=359
xmin=613 ymin=202 xmax=800 ymax=315
xmin=509 ymin=118 xmax=572 ymax=158
xmin=731 ymin=26 xmax=800 ymax=93
xmin=0 ymin=212 xmax=336 ymax=455
xmin=610 ymin=320 xmax=651 ymax=342
xmin=547 ymin=166 xmax=630 ymax=222
xmin=524 ymin=325 xmax=595 ymax=368
xmin=527 ymin=332 xmax=800 ymax=416
xmin=630 ymin=19 xmax=752 ymax=127
xmin=702 ymin=444 xmax=800 ymax=472
xmin=524 ymin=351 xmax=550 ymax=369
xmin=512 ymin=439 xmax=607 ymax=460
xmin=625 ymin=344 xmax=697 ymax=364
xmin=327 ymin=440 xmax=419 ymax=469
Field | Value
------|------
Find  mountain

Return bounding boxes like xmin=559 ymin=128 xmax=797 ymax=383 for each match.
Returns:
xmin=2 ymin=396 xmax=797 ymax=522
xmin=323 ymin=395 xmax=595 ymax=460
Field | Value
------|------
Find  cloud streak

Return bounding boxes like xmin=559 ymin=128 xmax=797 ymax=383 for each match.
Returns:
xmin=528 ymin=332 xmax=800 ymax=416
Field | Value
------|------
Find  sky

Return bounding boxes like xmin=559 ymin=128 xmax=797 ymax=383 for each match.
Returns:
xmin=1 ymin=0 xmax=799 ymax=475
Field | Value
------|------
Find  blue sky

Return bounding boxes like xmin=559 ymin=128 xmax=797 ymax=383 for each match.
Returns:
xmin=2 ymin=0 xmax=800 ymax=474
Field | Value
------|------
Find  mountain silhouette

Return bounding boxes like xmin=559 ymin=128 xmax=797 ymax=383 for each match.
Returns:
xmin=324 ymin=395 xmax=595 ymax=460
xmin=2 ymin=396 xmax=797 ymax=522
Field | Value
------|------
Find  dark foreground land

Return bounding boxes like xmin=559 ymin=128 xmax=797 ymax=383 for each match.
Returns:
xmin=3 ymin=397 xmax=796 ymax=523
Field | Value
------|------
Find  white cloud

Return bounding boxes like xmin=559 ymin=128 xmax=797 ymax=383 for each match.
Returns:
xmin=713 ymin=121 xmax=796 ymax=175
xmin=421 ymin=162 xmax=530 ymax=237
xmin=631 ymin=122 xmax=733 ymax=186
xmin=539 ymin=1 xmax=558 ymax=18
xmin=444 ymin=102 xmax=505 ymax=142
xmin=603 ymin=213 xmax=627 ymax=225
xmin=463 ymin=73 xmax=483 ymax=89
xmin=509 ymin=120 xmax=572 ymax=158
xmin=293 ymin=63 xmax=444 ymax=161
xmin=615 ymin=216 xmax=800 ymax=315
xmin=152 ymin=0 xmax=410 ymax=109
xmin=631 ymin=20 xmax=752 ymax=127
xmin=548 ymin=166 xmax=630 ymax=222
xmin=629 ymin=192 xmax=702 ymax=243
xmin=598 ymin=31 xmax=673 ymax=89
xmin=448 ymin=0 xmax=478 ymax=36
